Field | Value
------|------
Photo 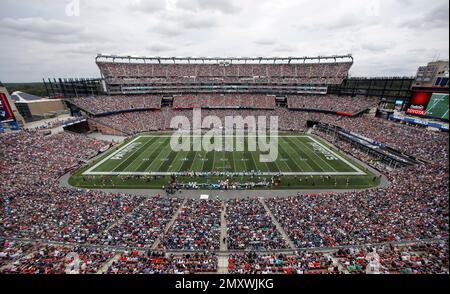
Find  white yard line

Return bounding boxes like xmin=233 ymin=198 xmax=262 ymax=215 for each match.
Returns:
xmin=84 ymin=134 xmax=366 ymax=177
xmin=144 ymin=137 xmax=172 ymax=173
xmin=136 ymin=135 xmax=314 ymax=138
xmin=308 ymin=136 xmax=366 ymax=175
xmin=83 ymin=171 xmax=365 ymax=176
xmin=84 ymin=136 xmax=143 ymax=175
xmin=280 ymin=139 xmax=313 ymax=172
xmin=120 ymin=138 xmax=161 ymax=172
xmin=296 ymin=138 xmax=338 ymax=173
xmin=148 ymin=141 xmax=174 ymax=172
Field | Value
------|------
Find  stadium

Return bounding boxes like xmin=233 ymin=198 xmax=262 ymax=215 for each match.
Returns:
xmin=64 ymin=55 xmax=381 ymax=191
xmin=0 ymin=52 xmax=448 ymax=276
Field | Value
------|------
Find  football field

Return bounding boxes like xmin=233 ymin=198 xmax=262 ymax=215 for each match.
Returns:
xmin=83 ymin=134 xmax=366 ymax=177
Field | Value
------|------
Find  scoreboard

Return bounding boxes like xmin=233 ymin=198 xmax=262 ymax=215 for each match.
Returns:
xmin=0 ymin=93 xmax=14 ymax=122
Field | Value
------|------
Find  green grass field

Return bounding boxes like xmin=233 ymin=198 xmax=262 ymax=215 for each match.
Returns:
xmin=69 ymin=133 xmax=380 ymax=190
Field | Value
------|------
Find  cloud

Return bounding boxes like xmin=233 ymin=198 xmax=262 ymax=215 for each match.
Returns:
xmin=149 ymin=23 xmax=184 ymax=37
xmin=324 ymin=13 xmax=362 ymax=30
xmin=272 ymin=44 xmax=297 ymax=53
xmin=0 ymin=0 xmax=448 ymax=82
xmin=0 ymin=17 xmax=83 ymax=43
xmin=180 ymin=15 xmax=218 ymax=29
xmin=361 ymin=41 xmax=395 ymax=53
xmin=176 ymin=0 xmax=239 ymax=14
xmin=147 ymin=43 xmax=174 ymax=53
xmin=129 ymin=0 xmax=167 ymax=14
xmin=399 ymin=1 xmax=449 ymax=29
xmin=254 ymin=38 xmax=277 ymax=46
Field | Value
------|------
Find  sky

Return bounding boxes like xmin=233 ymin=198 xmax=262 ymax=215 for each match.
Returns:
xmin=0 ymin=0 xmax=448 ymax=82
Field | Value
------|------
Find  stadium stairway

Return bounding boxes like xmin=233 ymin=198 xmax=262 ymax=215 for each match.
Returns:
xmin=220 ymin=204 xmax=228 ymax=252
xmin=217 ymin=254 xmax=229 ymax=274
xmin=217 ymin=203 xmax=230 ymax=274
xmin=97 ymin=254 xmax=121 ymax=274
xmin=328 ymin=255 xmax=349 ymax=274
xmin=365 ymin=251 xmax=382 ymax=274
xmin=151 ymin=199 xmax=188 ymax=250
xmin=258 ymin=198 xmax=296 ymax=250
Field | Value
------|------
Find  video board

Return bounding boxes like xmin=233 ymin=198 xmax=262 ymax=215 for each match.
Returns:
xmin=0 ymin=93 xmax=14 ymax=122
xmin=426 ymin=93 xmax=449 ymax=120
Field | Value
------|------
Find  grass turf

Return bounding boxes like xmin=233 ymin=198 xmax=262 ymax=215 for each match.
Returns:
xmin=69 ymin=133 xmax=381 ymax=190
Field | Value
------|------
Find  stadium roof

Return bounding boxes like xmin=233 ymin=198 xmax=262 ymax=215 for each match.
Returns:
xmin=96 ymin=54 xmax=354 ymax=64
xmin=11 ymin=91 xmax=50 ymax=103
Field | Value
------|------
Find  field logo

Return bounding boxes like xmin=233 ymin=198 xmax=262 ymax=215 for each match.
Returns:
xmin=170 ymin=109 xmax=279 ymax=163
xmin=66 ymin=0 xmax=81 ymax=17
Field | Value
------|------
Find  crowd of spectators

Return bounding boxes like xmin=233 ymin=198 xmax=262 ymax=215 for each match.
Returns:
xmin=228 ymin=251 xmax=339 ymax=274
xmin=228 ymin=241 xmax=449 ymax=274
xmin=0 ymin=241 xmax=34 ymax=268
xmin=2 ymin=241 xmax=445 ymax=274
xmin=2 ymin=188 xmax=145 ymax=244
xmin=70 ymin=95 xmax=162 ymax=114
xmin=106 ymin=251 xmax=217 ymax=274
xmin=333 ymin=242 xmax=449 ymax=274
xmin=0 ymin=131 xmax=146 ymax=243
xmin=162 ymin=200 xmax=222 ymax=251
xmin=312 ymin=130 xmax=390 ymax=171
xmin=374 ymin=243 xmax=449 ymax=274
xmin=320 ymin=116 xmax=449 ymax=162
xmin=226 ymin=199 xmax=287 ymax=250
xmin=94 ymin=109 xmax=168 ymax=134
xmin=173 ymin=94 xmax=276 ymax=109
xmin=1 ymin=245 xmax=115 ymax=274
xmin=92 ymin=108 xmax=449 ymax=163
xmin=94 ymin=108 xmax=316 ymax=135
xmin=0 ymin=109 xmax=448 ymax=274
xmin=266 ymin=160 xmax=448 ymax=249
xmin=71 ymin=95 xmax=381 ymax=128
xmin=288 ymin=95 xmax=379 ymax=114
xmin=100 ymin=196 xmax=182 ymax=248
xmin=98 ymin=61 xmax=352 ymax=85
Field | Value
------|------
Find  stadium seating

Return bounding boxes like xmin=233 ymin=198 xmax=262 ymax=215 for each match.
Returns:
xmin=97 ymin=61 xmax=353 ymax=85
xmin=100 ymin=196 xmax=183 ymax=248
xmin=0 ymin=113 xmax=448 ymax=274
xmin=162 ymin=200 xmax=222 ymax=251
xmin=1 ymin=245 xmax=115 ymax=274
xmin=93 ymin=108 xmax=318 ymax=135
xmin=319 ymin=116 xmax=449 ymax=162
xmin=228 ymin=243 xmax=449 ymax=274
xmin=70 ymin=95 xmax=162 ymax=114
xmin=173 ymin=94 xmax=276 ymax=109
xmin=106 ymin=251 xmax=218 ymax=274
xmin=227 ymin=199 xmax=287 ymax=250
xmin=288 ymin=95 xmax=379 ymax=114
xmin=228 ymin=252 xmax=338 ymax=274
